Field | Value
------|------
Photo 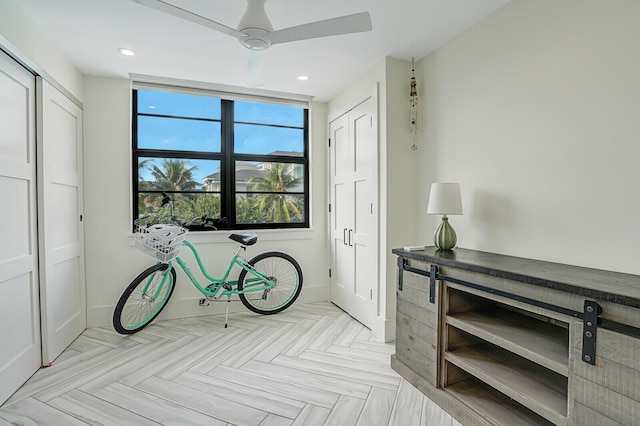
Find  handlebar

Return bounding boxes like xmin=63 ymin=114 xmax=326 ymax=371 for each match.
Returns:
xmin=161 ymin=191 xmax=171 ymax=207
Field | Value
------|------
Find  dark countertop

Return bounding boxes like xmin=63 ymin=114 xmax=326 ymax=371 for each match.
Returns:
xmin=392 ymin=246 xmax=640 ymax=309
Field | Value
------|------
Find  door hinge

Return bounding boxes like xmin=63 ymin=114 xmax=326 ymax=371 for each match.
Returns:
xmin=329 ymin=203 xmax=331 ymax=213
xmin=328 ymin=138 xmax=331 ymax=147
xmin=329 ymin=269 xmax=332 ymax=278
xmin=370 ymin=289 xmax=373 ymax=300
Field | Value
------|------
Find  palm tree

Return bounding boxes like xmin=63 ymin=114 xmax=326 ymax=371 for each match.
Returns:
xmin=150 ymin=159 xmax=199 ymax=191
xmin=248 ymin=163 xmax=303 ymax=222
xmin=137 ymin=159 xmax=155 ymax=213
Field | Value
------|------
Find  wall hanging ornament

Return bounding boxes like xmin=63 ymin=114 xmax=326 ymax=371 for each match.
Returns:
xmin=409 ymin=58 xmax=418 ymax=151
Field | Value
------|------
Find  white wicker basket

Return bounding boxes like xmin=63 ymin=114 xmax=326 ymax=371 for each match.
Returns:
xmin=134 ymin=218 xmax=187 ymax=262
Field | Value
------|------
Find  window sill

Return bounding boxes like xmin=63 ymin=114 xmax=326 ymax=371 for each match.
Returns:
xmin=129 ymin=227 xmax=316 ymax=246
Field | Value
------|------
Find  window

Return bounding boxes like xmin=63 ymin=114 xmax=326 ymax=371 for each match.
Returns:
xmin=133 ymin=86 xmax=309 ymax=230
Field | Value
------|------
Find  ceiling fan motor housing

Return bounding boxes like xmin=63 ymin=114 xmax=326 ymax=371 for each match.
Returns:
xmin=239 ymin=28 xmax=272 ymax=50
xmin=237 ymin=0 xmax=273 ymax=50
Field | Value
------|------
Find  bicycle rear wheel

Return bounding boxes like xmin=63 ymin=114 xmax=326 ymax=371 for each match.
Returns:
xmin=238 ymin=251 xmax=303 ymax=315
xmin=113 ymin=263 xmax=176 ymax=334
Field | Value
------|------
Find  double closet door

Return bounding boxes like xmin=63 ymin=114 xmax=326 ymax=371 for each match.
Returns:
xmin=0 ymin=50 xmax=85 ymax=405
xmin=329 ymin=94 xmax=379 ymax=330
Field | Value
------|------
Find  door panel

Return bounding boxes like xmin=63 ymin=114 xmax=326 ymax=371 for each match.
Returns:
xmin=353 ymin=112 xmax=375 ymax=173
xmin=50 ymin=183 xmax=79 ymax=247
xmin=332 ymin=117 xmax=351 ymax=178
xmin=37 ymin=78 xmax=86 ymax=364
xmin=0 ymin=51 xmax=41 ymax=405
xmin=330 ymin=114 xmax=354 ymax=308
xmin=333 ymin=182 xmax=350 ymax=236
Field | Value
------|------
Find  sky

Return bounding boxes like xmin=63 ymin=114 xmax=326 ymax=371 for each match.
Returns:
xmin=136 ymin=90 xmax=304 ymax=184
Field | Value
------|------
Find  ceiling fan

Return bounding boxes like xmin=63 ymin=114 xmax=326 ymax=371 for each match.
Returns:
xmin=131 ymin=0 xmax=373 ymax=51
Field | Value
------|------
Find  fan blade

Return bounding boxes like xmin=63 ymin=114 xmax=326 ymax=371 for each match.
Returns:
xmin=270 ymin=12 xmax=372 ymax=45
xmin=131 ymin=0 xmax=245 ymax=39
xmin=247 ymin=50 xmax=264 ymax=88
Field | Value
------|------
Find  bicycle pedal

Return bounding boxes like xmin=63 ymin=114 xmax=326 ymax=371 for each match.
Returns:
xmin=198 ymin=298 xmax=210 ymax=307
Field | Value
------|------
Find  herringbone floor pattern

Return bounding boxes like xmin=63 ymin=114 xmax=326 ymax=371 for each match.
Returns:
xmin=0 ymin=302 xmax=458 ymax=426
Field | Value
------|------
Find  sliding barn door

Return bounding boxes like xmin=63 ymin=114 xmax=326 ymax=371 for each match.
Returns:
xmin=37 ymin=78 xmax=86 ymax=364
xmin=0 ymin=51 xmax=41 ymax=404
xmin=329 ymin=95 xmax=378 ymax=329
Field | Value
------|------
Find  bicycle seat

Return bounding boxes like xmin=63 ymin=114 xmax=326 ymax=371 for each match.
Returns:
xmin=228 ymin=232 xmax=258 ymax=246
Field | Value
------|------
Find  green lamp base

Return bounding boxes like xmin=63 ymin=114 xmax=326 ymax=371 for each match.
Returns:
xmin=434 ymin=216 xmax=457 ymax=250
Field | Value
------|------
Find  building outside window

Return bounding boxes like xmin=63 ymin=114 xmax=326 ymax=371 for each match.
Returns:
xmin=132 ymin=85 xmax=309 ymax=230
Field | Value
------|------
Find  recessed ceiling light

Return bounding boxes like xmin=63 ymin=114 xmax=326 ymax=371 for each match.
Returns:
xmin=119 ymin=48 xmax=135 ymax=56
xmin=297 ymin=75 xmax=309 ymax=81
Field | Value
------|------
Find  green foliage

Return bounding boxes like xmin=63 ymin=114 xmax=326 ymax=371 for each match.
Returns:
xmin=248 ymin=163 xmax=304 ymax=223
xmin=236 ymin=196 xmax=264 ymax=224
xmin=138 ymin=159 xmax=305 ymax=227
xmin=173 ymin=193 xmax=221 ymax=222
xmin=150 ymin=159 xmax=200 ymax=191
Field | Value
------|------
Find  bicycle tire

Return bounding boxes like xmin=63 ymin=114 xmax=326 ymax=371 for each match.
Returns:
xmin=113 ymin=263 xmax=176 ymax=334
xmin=238 ymin=251 xmax=303 ymax=315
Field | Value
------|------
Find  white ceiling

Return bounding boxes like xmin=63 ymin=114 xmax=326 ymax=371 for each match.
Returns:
xmin=14 ymin=0 xmax=510 ymax=102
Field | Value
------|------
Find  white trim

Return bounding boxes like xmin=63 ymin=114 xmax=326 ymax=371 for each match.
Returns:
xmin=131 ymin=74 xmax=311 ymax=107
xmin=129 ymin=228 xmax=317 ymax=246
xmin=371 ymin=315 xmax=395 ymax=343
xmin=0 ymin=36 xmax=83 ymax=109
xmin=326 ymin=82 xmax=378 ymax=124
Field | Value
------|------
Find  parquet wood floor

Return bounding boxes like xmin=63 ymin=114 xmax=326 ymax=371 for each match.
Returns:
xmin=0 ymin=302 xmax=459 ymax=426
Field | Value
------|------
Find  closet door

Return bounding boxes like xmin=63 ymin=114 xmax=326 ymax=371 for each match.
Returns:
xmin=329 ymin=112 xmax=355 ymax=315
xmin=329 ymin=95 xmax=378 ymax=330
xmin=37 ymin=78 xmax=86 ymax=364
xmin=0 ymin=52 xmax=41 ymax=404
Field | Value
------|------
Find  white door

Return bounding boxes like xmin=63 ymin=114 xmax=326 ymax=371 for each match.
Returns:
xmin=329 ymin=95 xmax=378 ymax=329
xmin=0 ymin=52 xmax=41 ymax=404
xmin=329 ymin=113 xmax=355 ymax=314
xmin=37 ymin=78 xmax=86 ymax=364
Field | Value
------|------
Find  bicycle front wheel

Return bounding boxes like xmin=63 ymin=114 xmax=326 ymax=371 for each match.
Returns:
xmin=113 ymin=263 xmax=176 ymax=334
xmin=238 ymin=251 xmax=303 ymax=315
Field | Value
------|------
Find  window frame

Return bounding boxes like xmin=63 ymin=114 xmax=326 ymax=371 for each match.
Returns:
xmin=132 ymin=86 xmax=310 ymax=231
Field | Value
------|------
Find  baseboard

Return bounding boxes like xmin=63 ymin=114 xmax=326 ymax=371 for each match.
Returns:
xmin=87 ymin=284 xmax=329 ymax=329
xmin=371 ymin=314 xmax=395 ymax=343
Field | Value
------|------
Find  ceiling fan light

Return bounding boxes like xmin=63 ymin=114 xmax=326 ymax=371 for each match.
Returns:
xmin=239 ymin=28 xmax=272 ymax=50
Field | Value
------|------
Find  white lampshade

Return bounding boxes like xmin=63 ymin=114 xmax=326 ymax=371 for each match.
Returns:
xmin=427 ymin=183 xmax=463 ymax=215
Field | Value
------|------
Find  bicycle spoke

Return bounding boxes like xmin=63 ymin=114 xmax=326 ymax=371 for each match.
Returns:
xmin=113 ymin=264 xmax=175 ymax=334
xmin=238 ymin=252 xmax=302 ymax=314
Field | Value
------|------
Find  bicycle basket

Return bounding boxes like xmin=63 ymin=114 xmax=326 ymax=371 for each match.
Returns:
xmin=134 ymin=217 xmax=188 ymax=262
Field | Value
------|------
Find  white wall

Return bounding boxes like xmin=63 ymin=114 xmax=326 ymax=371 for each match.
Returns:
xmin=417 ymin=0 xmax=640 ymax=274
xmin=0 ymin=2 xmax=82 ymax=101
xmin=328 ymin=57 xmax=419 ymax=341
xmin=83 ymin=75 xmax=329 ymax=327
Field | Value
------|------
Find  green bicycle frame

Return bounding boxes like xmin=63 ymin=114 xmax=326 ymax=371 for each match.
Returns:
xmin=163 ymin=239 xmax=275 ymax=299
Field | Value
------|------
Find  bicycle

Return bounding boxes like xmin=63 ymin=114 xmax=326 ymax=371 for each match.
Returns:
xmin=113 ymin=195 xmax=303 ymax=335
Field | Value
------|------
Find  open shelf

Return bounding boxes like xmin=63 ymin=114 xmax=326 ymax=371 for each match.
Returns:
xmin=446 ymin=307 xmax=569 ymax=376
xmin=445 ymin=339 xmax=568 ymax=425
xmin=444 ymin=369 xmax=556 ymax=426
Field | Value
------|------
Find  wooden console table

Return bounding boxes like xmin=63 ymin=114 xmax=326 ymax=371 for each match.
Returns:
xmin=391 ymin=247 xmax=640 ymax=426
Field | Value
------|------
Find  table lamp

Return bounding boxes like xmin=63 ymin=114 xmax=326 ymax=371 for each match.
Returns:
xmin=427 ymin=183 xmax=463 ymax=250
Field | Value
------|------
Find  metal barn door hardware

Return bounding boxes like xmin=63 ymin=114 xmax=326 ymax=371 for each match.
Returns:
xmin=397 ymin=256 xmax=640 ymax=365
